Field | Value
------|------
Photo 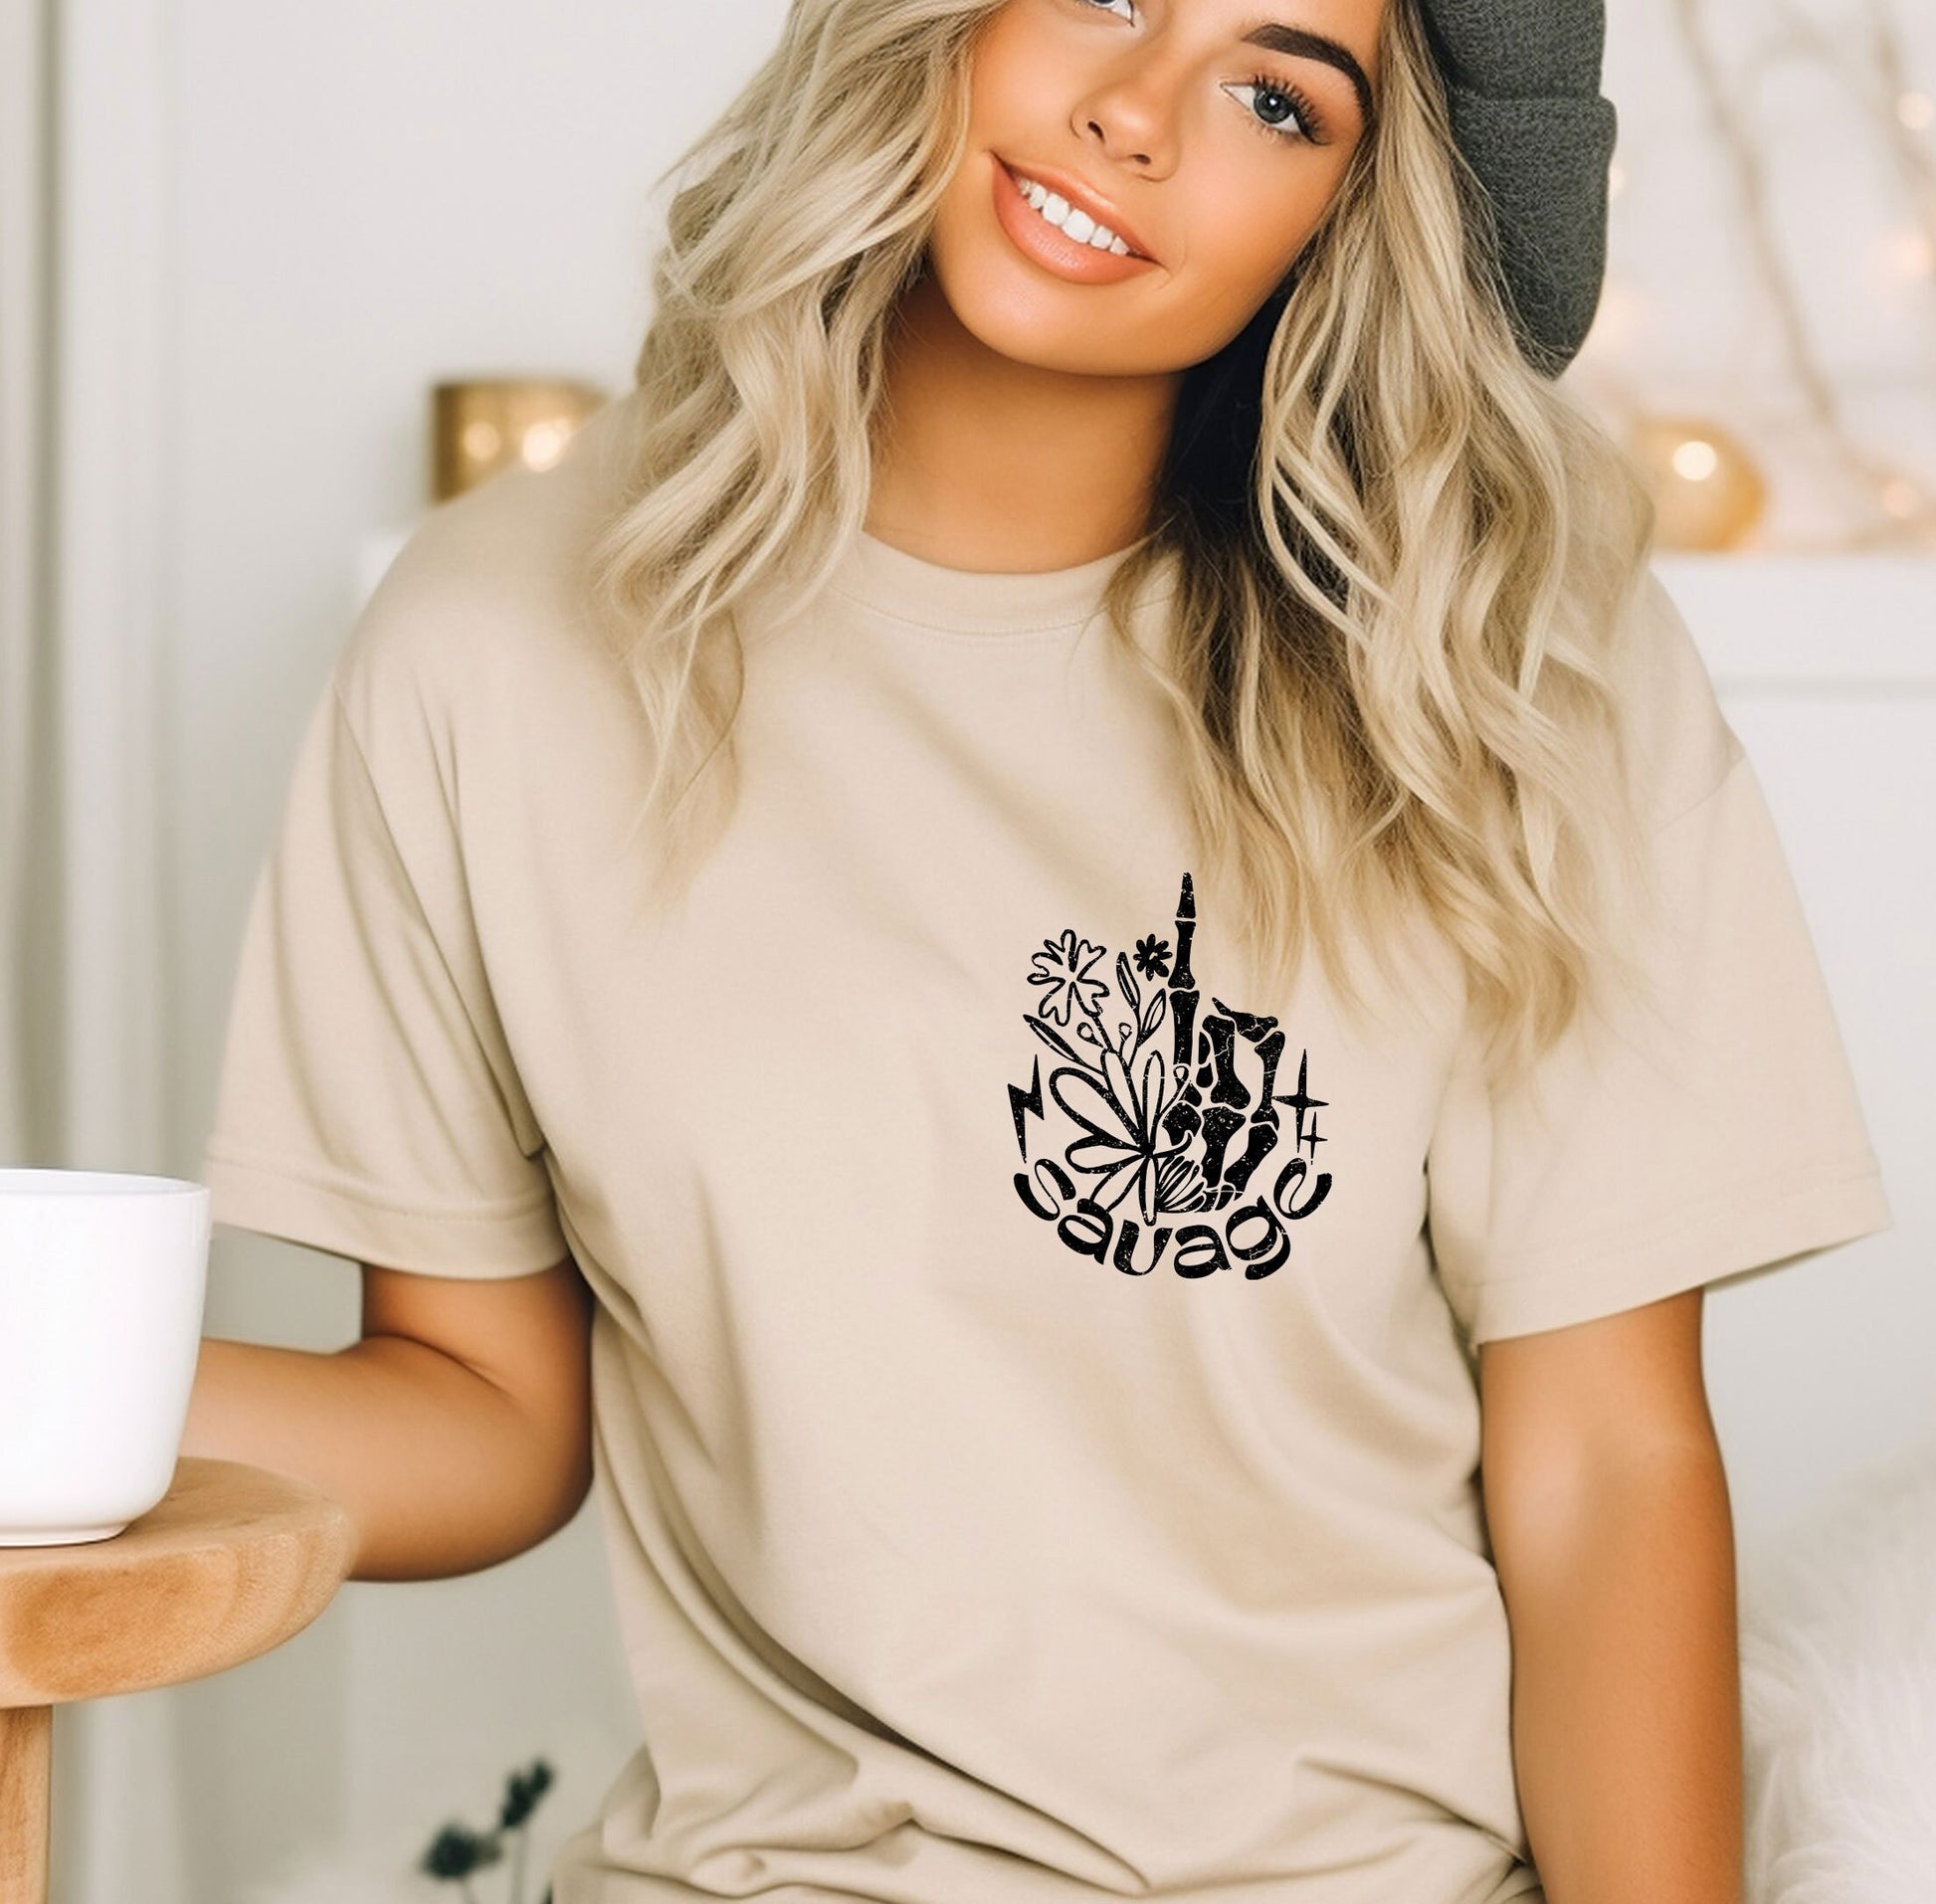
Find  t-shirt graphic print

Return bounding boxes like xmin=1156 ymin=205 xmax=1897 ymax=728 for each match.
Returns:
xmin=1012 ymin=870 xmax=1331 ymax=1280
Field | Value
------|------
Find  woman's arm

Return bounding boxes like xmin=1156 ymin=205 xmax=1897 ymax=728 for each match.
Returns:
xmin=180 ymin=1258 xmax=595 ymax=1584
xmin=1477 ymin=1287 xmax=1744 ymax=1904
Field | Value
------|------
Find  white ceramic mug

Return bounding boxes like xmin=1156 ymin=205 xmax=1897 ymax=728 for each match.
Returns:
xmin=0 ymin=1169 xmax=210 ymax=1546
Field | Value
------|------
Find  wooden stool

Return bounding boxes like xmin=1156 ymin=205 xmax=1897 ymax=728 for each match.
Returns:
xmin=0 ymin=1458 xmax=354 ymax=1904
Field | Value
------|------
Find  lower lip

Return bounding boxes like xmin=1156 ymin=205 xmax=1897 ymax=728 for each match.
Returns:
xmin=990 ymin=159 xmax=1158 ymax=286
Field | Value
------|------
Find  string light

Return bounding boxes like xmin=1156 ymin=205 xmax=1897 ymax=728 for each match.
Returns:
xmin=1645 ymin=0 xmax=1936 ymax=551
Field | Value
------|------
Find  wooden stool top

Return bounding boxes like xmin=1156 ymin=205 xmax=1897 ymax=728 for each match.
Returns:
xmin=0 ymin=1458 xmax=354 ymax=1709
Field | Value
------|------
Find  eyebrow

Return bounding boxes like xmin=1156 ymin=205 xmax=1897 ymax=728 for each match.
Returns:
xmin=1240 ymin=21 xmax=1377 ymax=128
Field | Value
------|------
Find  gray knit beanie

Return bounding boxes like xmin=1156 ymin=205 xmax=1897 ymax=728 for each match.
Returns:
xmin=1416 ymin=0 xmax=1619 ymax=377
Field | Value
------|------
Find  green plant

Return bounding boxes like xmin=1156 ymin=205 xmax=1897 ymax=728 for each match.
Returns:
xmin=419 ymin=1757 xmax=555 ymax=1904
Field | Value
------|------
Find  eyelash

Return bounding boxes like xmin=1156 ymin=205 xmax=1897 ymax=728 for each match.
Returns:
xmin=1227 ymin=74 xmax=1326 ymax=146
xmin=1074 ymin=1 xmax=1329 ymax=147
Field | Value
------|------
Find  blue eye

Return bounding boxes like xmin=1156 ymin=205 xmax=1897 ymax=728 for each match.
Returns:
xmin=1071 ymin=2 xmax=1329 ymax=146
xmin=1222 ymin=75 xmax=1324 ymax=144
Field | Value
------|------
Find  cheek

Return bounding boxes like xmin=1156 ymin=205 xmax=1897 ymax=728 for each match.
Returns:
xmin=1182 ymin=157 xmax=1326 ymax=299
xmin=961 ymin=7 xmax=1077 ymax=154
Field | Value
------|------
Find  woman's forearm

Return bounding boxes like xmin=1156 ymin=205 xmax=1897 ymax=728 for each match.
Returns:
xmin=179 ymin=1334 xmax=585 ymax=1583
xmin=1503 ymin=1440 xmax=1745 ymax=1904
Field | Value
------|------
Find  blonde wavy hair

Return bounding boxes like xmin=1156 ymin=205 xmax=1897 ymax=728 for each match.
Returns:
xmin=585 ymin=0 xmax=1662 ymax=1094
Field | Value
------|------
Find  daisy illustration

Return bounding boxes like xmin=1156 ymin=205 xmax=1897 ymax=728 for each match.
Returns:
xmin=1028 ymin=928 xmax=1109 ymax=1027
xmin=1051 ymin=1041 xmax=1201 ymax=1224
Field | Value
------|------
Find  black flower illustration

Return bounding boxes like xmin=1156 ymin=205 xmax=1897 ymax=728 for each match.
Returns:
xmin=1029 ymin=928 xmax=1109 ymax=1027
xmin=1008 ymin=873 xmax=1333 ymax=1250
xmin=1051 ymin=1043 xmax=1193 ymax=1224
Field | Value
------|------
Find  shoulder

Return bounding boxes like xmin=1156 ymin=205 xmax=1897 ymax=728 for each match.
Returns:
xmin=1610 ymin=563 xmax=1747 ymax=832
xmin=331 ymin=390 xmax=645 ymax=750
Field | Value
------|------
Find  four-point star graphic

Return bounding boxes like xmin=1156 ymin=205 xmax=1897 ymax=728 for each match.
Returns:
xmin=1270 ymin=1049 xmax=1328 ymax=1158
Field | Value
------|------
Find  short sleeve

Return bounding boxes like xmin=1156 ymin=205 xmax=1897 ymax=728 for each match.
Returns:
xmin=1425 ymin=582 xmax=1893 ymax=1347
xmin=199 ymin=656 xmax=569 ymax=1279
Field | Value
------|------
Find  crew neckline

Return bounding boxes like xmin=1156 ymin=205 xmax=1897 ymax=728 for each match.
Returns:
xmin=829 ymin=526 xmax=1172 ymax=637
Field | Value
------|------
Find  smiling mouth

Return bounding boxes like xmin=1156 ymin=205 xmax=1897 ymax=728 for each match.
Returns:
xmin=999 ymin=159 xmax=1155 ymax=263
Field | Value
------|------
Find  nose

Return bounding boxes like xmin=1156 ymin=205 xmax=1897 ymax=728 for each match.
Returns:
xmin=1082 ymin=114 xmax=1152 ymax=168
xmin=1070 ymin=49 xmax=1178 ymax=175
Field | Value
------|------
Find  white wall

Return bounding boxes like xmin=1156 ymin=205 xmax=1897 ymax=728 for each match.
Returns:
xmin=1654 ymin=558 xmax=1935 ymax=1542
xmin=150 ymin=4 xmax=1934 ymax=1900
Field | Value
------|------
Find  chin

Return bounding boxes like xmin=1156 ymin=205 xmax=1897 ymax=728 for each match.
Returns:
xmin=924 ymin=259 xmax=1161 ymax=379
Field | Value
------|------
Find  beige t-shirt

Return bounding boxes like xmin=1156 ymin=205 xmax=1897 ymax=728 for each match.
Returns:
xmin=201 ymin=398 xmax=1893 ymax=1904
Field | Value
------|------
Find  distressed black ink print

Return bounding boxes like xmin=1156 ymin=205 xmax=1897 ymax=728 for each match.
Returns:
xmin=1008 ymin=871 xmax=1332 ymax=1279
xmin=1028 ymin=928 xmax=1110 ymax=1027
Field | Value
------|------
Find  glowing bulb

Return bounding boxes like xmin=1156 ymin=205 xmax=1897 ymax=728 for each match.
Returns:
xmin=461 ymin=420 xmax=502 ymax=462
xmin=520 ymin=421 xmax=568 ymax=471
xmin=1633 ymin=417 xmax=1766 ymax=550
xmin=1882 ymin=479 xmax=1924 ymax=519
xmin=1671 ymin=438 xmax=1721 ymax=482
xmin=1899 ymin=91 xmax=1935 ymax=132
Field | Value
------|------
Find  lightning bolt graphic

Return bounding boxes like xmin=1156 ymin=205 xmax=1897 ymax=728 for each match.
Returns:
xmin=1008 ymin=1053 xmax=1045 ymax=1157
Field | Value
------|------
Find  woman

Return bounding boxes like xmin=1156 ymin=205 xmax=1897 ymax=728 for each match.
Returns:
xmin=195 ymin=0 xmax=1893 ymax=1899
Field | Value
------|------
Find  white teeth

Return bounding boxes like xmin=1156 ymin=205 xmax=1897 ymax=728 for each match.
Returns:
xmin=1013 ymin=173 xmax=1136 ymax=259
